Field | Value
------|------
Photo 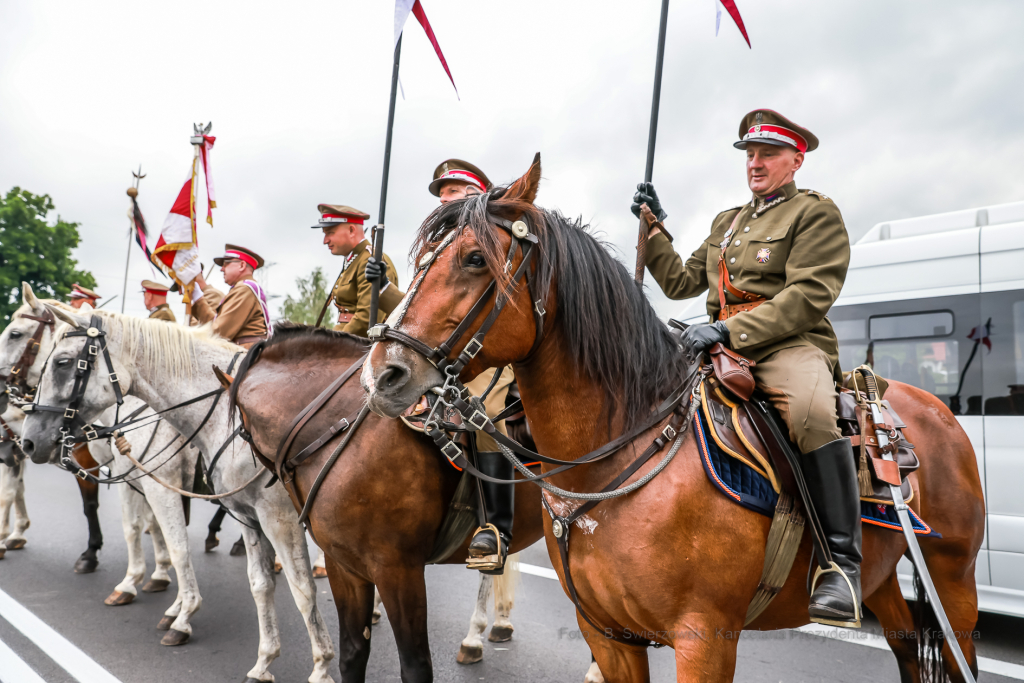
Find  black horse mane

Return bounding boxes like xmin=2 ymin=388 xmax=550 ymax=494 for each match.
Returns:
xmin=227 ymin=322 xmax=369 ymax=413
xmin=412 ymin=189 xmax=688 ymax=431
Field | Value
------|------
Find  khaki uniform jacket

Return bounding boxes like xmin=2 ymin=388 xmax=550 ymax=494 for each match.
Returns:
xmin=148 ymin=304 xmax=177 ymax=323
xmin=192 ymin=283 xmax=268 ymax=342
xmin=331 ymin=239 xmax=403 ymax=337
xmin=645 ymin=182 xmax=850 ymax=378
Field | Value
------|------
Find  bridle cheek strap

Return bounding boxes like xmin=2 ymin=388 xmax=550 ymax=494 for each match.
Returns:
xmin=6 ymin=310 xmax=55 ymax=396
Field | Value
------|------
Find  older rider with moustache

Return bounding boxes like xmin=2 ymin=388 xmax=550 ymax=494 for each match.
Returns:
xmin=636 ymin=110 xmax=859 ymax=627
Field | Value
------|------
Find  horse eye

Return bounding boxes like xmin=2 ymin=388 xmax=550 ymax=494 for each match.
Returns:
xmin=9 ymin=331 xmax=22 ymax=339
xmin=464 ymin=252 xmax=486 ymax=269
xmin=56 ymin=359 xmax=70 ymax=367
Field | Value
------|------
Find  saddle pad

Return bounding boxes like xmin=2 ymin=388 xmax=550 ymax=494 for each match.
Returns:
xmin=695 ymin=409 xmax=939 ymax=537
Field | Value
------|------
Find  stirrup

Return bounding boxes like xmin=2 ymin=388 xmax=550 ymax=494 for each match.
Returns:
xmin=466 ymin=523 xmax=507 ymax=573
xmin=809 ymin=561 xmax=862 ymax=628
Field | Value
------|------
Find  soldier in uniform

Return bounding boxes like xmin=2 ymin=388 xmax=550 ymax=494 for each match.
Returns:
xmin=636 ymin=109 xmax=860 ymax=626
xmin=314 ymin=205 xmax=402 ymax=336
xmin=141 ymin=280 xmax=176 ymax=323
xmin=193 ymin=244 xmax=271 ymax=349
xmin=69 ymin=284 xmax=100 ymax=309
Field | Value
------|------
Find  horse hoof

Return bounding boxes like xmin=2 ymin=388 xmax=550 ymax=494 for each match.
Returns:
xmin=160 ymin=629 xmax=190 ymax=646
xmin=104 ymin=591 xmax=135 ymax=606
xmin=5 ymin=538 xmax=26 ymax=550
xmin=229 ymin=539 xmax=246 ymax=556
xmin=456 ymin=644 xmax=483 ymax=665
xmin=312 ymin=566 xmax=327 ymax=579
xmin=142 ymin=578 xmax=170 ymax=593
xmin=244 ymin=678 xmax=271 ymax=683
xmin=74 ymin=557 xmax=99 ymax=574
xmin=156 ymin=615 xmax=175 ymax=631
xmin=372 ymin=610 xmax=381 ymax=625
xmin=205 ymin=536 xmax=219 ymax=552
xmin=488 ymin=625 xmax=514 ymax=642
xmin=0 ymin=548 xmax=6 ymax=560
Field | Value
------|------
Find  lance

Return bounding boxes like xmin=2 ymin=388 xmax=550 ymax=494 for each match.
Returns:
xmin=634 ymin=0 xmax=671 ymax=287
xmin=121 ymin=165 xmax=146 ymax=313
xmin=368 ymin=34 xmax=404 ymax=328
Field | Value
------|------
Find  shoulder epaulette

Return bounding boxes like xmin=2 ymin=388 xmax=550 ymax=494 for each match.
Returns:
xmin=802 ymin=190 xmax=832 ymax=202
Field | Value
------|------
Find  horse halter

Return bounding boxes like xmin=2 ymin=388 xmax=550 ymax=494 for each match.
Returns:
xmin=5 ymin=308 xmax=55 ymax=400
xmin=368 ymin=212 xmax=546 ymax=393
xmin=22 ymin=314 xmax=124 ymax=477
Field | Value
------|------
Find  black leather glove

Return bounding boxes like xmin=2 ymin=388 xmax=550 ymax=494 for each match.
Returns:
xmin=680 ymin=321 xmax=730 ymax=362
xmin=365 ymin=257 xmax=388 ymax=287
xmin=631 ymin=182 xmax=667 ymax=221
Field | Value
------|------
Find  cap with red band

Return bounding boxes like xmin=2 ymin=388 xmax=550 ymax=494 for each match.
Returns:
xmin=213 ymin=244 xmax=265 ymax=269
xmin=733 ymin=109 xmax=819 ymax=153
xmin=141 ymin=280 xmax=170 ymax=295
xmin=312 ymin=204 xmax=371 ymax=229
xmin=429 ymin=158 xmax=492 ymax=197
xmin=70 ymin=283 xmax=100 ymax=301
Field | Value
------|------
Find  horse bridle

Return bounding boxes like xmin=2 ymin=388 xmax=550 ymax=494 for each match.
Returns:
xmin=5 ymin=309 xmax=55 ymax=400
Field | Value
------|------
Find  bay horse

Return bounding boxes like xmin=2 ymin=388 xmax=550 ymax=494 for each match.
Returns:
xmin=361 ymin=157 xmax=986 ymax=682
xmin=227 ymin=324 xmax=544 ymax=682
xmin=20 ymin=304 xmax=335 ymax=683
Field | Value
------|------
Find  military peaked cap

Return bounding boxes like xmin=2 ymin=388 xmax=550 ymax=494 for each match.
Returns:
xmin=734 ymin=109 xmax=819 ymax=153
xmin=313 ymin=204 xmax=371 ymax=229
xmin=141 ymin=280 xmax=170 ymax=294
xmin=213 ymin=244 xmax=265 ymax=269
xmin=70 ymin=283 xmax=100 ymax=301
xmin=429 ymin=159 xmax=492 ymax=197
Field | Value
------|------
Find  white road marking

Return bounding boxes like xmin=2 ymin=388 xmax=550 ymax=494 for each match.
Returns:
xmin=0 ymin=586 xmax=124 ymax=683
xmin=522 ymin=562 xmax=1024 ymax=680
xmin=0 ymin=632 xmax=48 ymax=683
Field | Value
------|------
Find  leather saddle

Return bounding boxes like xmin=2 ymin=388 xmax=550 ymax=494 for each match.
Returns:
xmin=702 ymin=372 xmax=919 ymax=506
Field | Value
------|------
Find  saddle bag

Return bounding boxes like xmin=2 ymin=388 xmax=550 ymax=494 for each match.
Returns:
xmin=709 ymin=343 xmax=757 ymax=401
xmin=836 ymin=389 xmax=920 ymax=504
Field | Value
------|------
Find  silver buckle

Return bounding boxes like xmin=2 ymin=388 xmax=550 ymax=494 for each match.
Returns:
xmin=367 ymin=325 xmax=386 ymax=340
xmin=88 ymin=344 xmax=98 ymax=356
xmin=440 ymin=441 xmax=462 ymax=463
xmin=534 ymin=299 xmax=546 ymax=317
xmin=83 ymin=425 xmax=98 ymax=441
xmin=662 ymin=425 xmax=677 ymax=441
xmin=464 ymin=338 xmax=483 ymax=359
xmin=77 ymin=359 xmax=89 ymax=371
xmin=467 ymin=409 xmax=488 ymax=430
xmin=64 ymin=408 xmax=77 ymax=419
xmin=109 ymin=372 xmax=119 ymax=385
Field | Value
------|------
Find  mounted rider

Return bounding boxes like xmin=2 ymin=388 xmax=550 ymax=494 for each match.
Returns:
xmin=375 ymin=158 xmax=517 ymax=574
xmin=141 ymin=280 xmax=176 ymax=323
xmin=637 ymin=109 xmax=861 ymax=627
xmin=68 ymin=284 xmax=100 ymax=310
xmin=192 ymin=244 xmax=271 ymax=349
xmin=315 ymin=205 xmax=402 ymax=336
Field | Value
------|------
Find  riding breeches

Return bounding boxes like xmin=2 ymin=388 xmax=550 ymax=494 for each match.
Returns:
xmin=752 ymin=345 xmax=841 ymax=453
xmin=464 ymin=366 xmax=516 ymax=451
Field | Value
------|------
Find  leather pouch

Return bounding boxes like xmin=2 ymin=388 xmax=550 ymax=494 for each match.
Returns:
xmin=709 ymin=343 xmax=757 ymax=401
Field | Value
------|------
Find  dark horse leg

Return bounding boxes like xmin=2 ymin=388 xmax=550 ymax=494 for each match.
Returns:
xmin=206 ymin=504 xmax=227 ymax=552
xmin=324 ymin=557 xmax=376 ymax=683
xmin=72 ymin=444 xmax=102 ymax=573
xmin=375 ymin=566 xmax=433 ymax=683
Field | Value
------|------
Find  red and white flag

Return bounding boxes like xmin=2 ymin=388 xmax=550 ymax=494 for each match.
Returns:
xmin=715 ymin=0 xmax=751 ymax=48
xmin=394 ymin=0 xmax=457 ymax=95
xmin=151 ymin=134 xmax=217 ymax=304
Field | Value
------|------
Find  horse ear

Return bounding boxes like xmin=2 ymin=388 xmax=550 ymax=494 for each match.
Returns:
xmin=45 ymin=303 xmax=87 ymax=329
xmin=22 ymin=282 xmax=44 ymax=315
xmin=505 ymin=152 xmax=541 ymax=205
xmin=212 ymin=365 xmax=234 ymax=390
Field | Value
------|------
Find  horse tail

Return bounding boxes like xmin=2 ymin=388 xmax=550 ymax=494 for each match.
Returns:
xmin=493 ymin=552 xmax=521 ymax=613
xmin=911 ymin=562 xmax=949 ymax=683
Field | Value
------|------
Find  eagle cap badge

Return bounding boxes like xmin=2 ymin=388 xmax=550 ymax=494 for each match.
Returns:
xmin=756 ymin=247 xmax=771 ymax=264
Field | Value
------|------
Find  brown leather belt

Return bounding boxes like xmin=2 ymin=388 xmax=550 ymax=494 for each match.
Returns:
xmin=337 ymin=307 xmax=354 ymax=324
xmin=716 ymin=210 xmax=766 ymax=322
xmin=719 ymin=300 xmax=765 ymax=321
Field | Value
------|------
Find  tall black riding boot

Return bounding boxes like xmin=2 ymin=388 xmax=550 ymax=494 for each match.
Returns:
xmin=468 ymin=450 xmax=515 ymax=575
xmin=800 ymin=437 xmax=863 ymax=627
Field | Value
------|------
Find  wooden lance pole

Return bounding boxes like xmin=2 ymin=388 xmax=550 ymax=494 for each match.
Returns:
xmin=121 ymin=165 xmax=146 ymax=313
xmin=634 ymin=0 xmax=671 ymax=287
xmin=368 ymin=34 xmax=403 ymax=328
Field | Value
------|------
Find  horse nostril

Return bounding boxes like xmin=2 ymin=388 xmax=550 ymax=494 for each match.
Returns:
xmin=21 ymin=439 xmax=34 ymax=455
xmin=378 ymin=364 xmax=408 ymax=391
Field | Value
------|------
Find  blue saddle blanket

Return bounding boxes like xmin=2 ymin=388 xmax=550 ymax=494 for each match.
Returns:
xmin=694 ymin=409 xmax=939 ymax=537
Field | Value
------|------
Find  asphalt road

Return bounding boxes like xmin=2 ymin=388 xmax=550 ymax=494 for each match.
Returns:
xmin=1 ymin=461 xmax=1022 ymax=683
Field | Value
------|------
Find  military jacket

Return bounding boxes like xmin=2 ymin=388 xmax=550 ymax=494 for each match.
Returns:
xmin=192 ymin=283 xmax=268 ymax=342
xmin=148 ymin=304 xmax=177 ymax=323
xmin=331 ymin=239 xmax=403 ymax=337
xmin=645 ymin=181 xmax=850 ymax=377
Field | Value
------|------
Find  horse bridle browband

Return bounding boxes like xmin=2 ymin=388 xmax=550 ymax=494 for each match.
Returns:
xmin=5 ymin=309 xmax=55 ymax=399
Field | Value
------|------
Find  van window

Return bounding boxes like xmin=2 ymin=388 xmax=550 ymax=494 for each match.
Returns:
xmin=980 ymin=291 xmax=1024 ymax=415
xmin=869 ymin=311 xmax=954 ymax=340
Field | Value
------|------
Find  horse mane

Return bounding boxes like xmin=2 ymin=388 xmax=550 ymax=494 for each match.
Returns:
xmin=411 ymin=189 xmax=688 ymax=431
xmin=62 ymin=309 xmax=241 ymax=382
xmin=227 ymin=322 xmax=369 ymax=413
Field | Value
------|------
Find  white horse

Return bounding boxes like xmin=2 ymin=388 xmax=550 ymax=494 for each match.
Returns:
xmin=22 ymin=302 xmax=335 ymax=683
xmin=0 ymin=286 xmax=205 ymax=643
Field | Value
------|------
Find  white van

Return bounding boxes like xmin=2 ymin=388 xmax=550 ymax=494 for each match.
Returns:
xmin=674 ymin=199 xmax=1024 ymax=617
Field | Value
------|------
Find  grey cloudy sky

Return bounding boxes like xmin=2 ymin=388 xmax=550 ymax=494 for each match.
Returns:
xmin=2 ymin=0 xmax=1022 ymax=321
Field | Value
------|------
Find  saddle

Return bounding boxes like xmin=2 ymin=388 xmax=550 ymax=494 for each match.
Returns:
xmin=703 ymin=365 xmax=919 ymax=506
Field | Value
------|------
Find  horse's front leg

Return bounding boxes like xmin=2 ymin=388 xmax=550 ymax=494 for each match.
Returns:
xmin=324 ymin=557 xmax=376 ymax=683
xmin=458 ymin=573 xmax=492 ymax=664
xmin=240 ymin=524 xmax=282 ymax=683
xmin=1 ymin=460 xmax=29 ymax=551
xmin=105 ymin=482 xmax=148 ymax=605
xmin=376 ymin=565 xmax=433 ymax=683
xmin=72 ymin=444 xmax=102 ymax=573
xmin=489 ymin=553 xmax=519 ymax=643
xmin=142 ymin=501 xmax=173 ymax=593
xmin=258 ymin=500 xmax=335 ymax=683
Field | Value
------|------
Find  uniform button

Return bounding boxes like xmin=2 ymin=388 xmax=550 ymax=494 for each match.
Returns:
xmin=734 ymin=240 xmax=741 ymax=246
xmin=739 ymin=334 xmax=748 ymax=342
xmin=744 ymin=227 xmax=750 ymax=232
xmin=766 ymin=236 xmax=772 ymax=241
xmin=730 ymin=274 xmax=735 ymax=280
xmin=730 ymin=257 xmax=736 ymax=264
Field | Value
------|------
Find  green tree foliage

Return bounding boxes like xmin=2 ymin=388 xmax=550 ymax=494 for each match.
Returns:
xmin=0 ymin=187 xmax=96 ymax=323
xmin=280 ymin=266 xmax=331 ymax=327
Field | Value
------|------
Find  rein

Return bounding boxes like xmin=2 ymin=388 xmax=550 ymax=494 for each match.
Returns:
xmin=0 ymin=414 xmax=23 ymax=461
